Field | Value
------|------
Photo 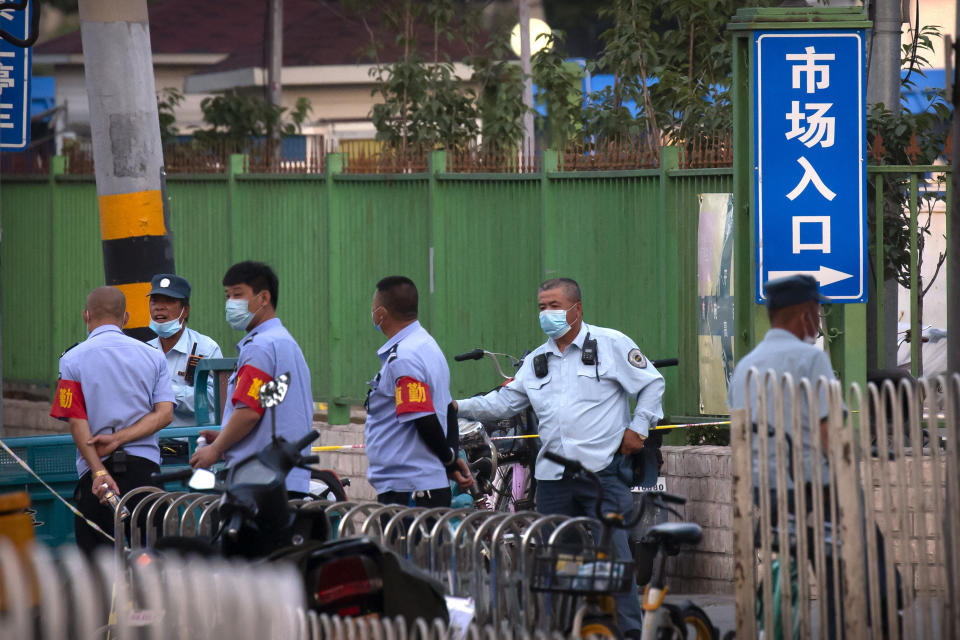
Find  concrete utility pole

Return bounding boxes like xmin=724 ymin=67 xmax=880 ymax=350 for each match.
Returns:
xmin=866 ymin=0 xmax=902 ymax=370
xmin=517 ymin=0 xmax=535 ymax=158
xmin=950 ymin=13 xmax=960 ymax=374
xmin=267 ymin=0 xmax=283 ymax=159
xmin=79 ymin=0 xmax=174 ymax=341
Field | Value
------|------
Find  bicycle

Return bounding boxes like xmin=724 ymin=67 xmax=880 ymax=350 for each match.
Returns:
xmin=454 ymin=347 xmax=539 ymax=512
xmin=536 ymin=451 xmax=718 ymax=640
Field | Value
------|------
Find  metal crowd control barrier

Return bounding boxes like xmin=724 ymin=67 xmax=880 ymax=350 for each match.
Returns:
xmin=116 ymin=491 xmax=600 ymax=632
xmin=0 ymin=538 xmax=305 ymax=640
xmin=730 ymin=371 xmax=960 ymax=640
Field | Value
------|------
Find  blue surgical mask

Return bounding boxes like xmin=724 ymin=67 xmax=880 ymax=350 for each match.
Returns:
xmin=372 ymin=310 xmax=381 ymax=333
xmin=149 ymin=310 xmax=184 ymax=339
xmin=539 ymin=307 xmax=574 ymax=339
xmin=226 ymin=298 xmax=256 ymax=331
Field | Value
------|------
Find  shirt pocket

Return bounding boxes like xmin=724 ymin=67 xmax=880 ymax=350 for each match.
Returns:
xmin=576 ymin=361 xmax=608 ymax=401
xmin=523 ymin=374 xmax=552 ymax=414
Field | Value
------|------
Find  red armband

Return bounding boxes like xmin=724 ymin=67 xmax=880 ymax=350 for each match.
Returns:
xmin=395 ymin=376 xmax=433 ymax=415
xmin=50 ymin=379 xmax=87 ymax=420
xmin=231 ymin=365 xmax=272 ymax=415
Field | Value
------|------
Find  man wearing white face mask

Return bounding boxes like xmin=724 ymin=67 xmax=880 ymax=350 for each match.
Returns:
xmin=455 ymin=277 xmax=663 ymax=637
xmin=146 ymin=274 xmax=222 ymax=427
xmin=727 ymin=273 xmax=836 ymax=489
xmin=189 ymin=261 xmax=313 ymax=492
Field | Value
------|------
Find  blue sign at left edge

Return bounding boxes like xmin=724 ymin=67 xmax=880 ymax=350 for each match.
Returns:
xmin=0 ymin=5 xmax=32 ymax=150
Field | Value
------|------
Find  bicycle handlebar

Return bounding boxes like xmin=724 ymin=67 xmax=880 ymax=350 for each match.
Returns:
xmin=151 ymin=468 xmax=195 ymax=484
xmin=651 ymin=358 xmax=678 ymax=368
xmin=454 ymin=348 xmax=485 ymax=362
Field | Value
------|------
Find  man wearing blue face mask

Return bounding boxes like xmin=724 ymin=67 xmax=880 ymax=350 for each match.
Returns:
xmin=455 ymin=277 xmax=664 ymax=638
xmin=146 ymin=274 xmax=223 ymax=427
xmin=190 ymin=261 xmax=313 ymax=492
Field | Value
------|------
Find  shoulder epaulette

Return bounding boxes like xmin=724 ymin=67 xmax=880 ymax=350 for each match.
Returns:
xmin=386 ymin=344 xmax=399 ymax=363
xmin=59 ymin=342 xmax=80 ymax=359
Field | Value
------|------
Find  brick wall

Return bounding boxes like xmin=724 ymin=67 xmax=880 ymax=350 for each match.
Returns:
xmin=660 ymin=445 xmax=735 ymax=594
xmin=3 ymin=399 xmax=65 ymax=437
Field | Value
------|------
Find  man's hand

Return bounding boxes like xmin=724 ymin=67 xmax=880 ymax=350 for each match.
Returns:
xmin=447 ymin=458 xmax=474 ymax=490
xmin=198 ymin=429 xmax=221 ymax=444
xmin=451 ymin=400 xmax=458 ymax=411
xmin=620 ymin=429 xmax=646 ymax=455
xmin=92 ymin=471 xmax=119 ymax=502
xmin=191 ymin=443 xmax=221 ymax=469
xmin=88 ymin=433 xmax=121 ymax=458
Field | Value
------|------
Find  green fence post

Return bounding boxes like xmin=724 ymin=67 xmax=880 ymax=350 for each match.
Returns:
xmin=540 ymin=149 xmax=558 ymax=279
xmin=658 ymin=146 xmax=682 ymax=419
xmin=226 ymin=153 xmax=244 ymax=263
xmin=326 ymin=153 xmax=350 ymax=425
xmin=730 ymin=18 xmax=768 ymax=368
xmin=428 ymin=150 xmax=447 ymax=344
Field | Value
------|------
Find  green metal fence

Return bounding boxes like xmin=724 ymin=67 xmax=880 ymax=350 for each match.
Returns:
xmin=868 ymin=164 xmax=952 ymax=378
xmin=1 ymin=148 xmax=733 ymax=422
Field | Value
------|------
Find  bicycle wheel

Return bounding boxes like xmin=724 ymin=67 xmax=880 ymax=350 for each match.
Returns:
xmin=580 ymin=615 xmax=621 ymax=639
xmin=493 ymin=465 xmax=514 ymax=512
xmin=680 ymin=604 xmax=717 ymax=640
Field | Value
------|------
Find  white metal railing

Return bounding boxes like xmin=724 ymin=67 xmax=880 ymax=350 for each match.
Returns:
xmin=731 ymin=371 xmax=960 ymax=639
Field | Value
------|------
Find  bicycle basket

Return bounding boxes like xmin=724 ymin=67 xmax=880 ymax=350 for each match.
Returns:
xmin=531 ymin=544 xmax=634 ymax=595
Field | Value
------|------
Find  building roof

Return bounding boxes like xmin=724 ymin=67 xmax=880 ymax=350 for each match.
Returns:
xmin=36 ymin=0 xmax=480 ymax=68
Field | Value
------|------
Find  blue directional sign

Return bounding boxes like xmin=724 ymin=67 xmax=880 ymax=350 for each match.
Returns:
xmin=754 ymin=30 xmax=866 ymax=303
xmin=0 ymin=5 xmax=32 ymax=150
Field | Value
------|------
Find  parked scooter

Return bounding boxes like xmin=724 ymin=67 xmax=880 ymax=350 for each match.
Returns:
xmin=151 ymin=372 xmax=449 ymax=624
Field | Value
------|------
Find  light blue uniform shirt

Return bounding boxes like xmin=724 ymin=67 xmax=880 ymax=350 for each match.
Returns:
xmin=147 ymin=327 xmax=222 ymax=427
xmin=726 ymin=328 xmax=836 ymax=488
xmin=56 ymin=325 xmax=175 ymax=478
xmin=365 ymin=321 xmax=452 ymax=493
xmin=457 ymin=322 xmax=665 ymax=481
xmin=221 ymin=318 xmax=313 ymax=492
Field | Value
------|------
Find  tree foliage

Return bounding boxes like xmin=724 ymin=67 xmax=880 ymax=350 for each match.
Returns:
xmin=156 ymin=87 xmax=183 ymax=146
xmin=193 ymin=92 xmax=312 ymax=148
xmin=866 ymin=25 xmax=950 ymax=338
xmin=356 ymin=0 xmax=482 ymax=151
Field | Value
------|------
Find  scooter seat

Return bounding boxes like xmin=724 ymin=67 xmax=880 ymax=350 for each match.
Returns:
xmin=641 ymin=522 xmax=703 ymax=546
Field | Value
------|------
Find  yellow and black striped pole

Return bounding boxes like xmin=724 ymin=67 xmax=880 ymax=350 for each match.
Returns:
xmin=79 ymin=0 xmax=173 ymax=340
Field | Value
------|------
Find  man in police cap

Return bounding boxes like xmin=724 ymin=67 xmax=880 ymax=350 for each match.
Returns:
xmin=727 ymin=273 xmax=836 ymax=490
xmin=50 ymin=286 xmax=174 ymax=553
xmin=455 ymin=277 xmax=664 ymax=637
xmin=727 ymin=274 xmax=843 ymax=635
xmin=146 ymin=274 xmax=222 ymax=426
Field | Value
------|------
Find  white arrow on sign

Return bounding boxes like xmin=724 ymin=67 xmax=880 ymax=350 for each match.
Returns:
xmin=767 ymin=266 xmax=853 ymax=287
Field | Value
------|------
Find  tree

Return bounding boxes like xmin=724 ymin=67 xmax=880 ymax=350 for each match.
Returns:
xmin=582 ymin=0 xmax=772 ymax=145
xmin=193 ymin=91 xmax=312 ymax=149
xmin=156 ymin=88 xmax=183 ymax=146
xmin=470 ymin=30 xmax=527 ymax=152
xmin=532 ymin=32 xmax=583 ymax=148
xmin=358 ymin=0 xmax=482 ymax=151
xmin=866 ymin=25 xmax=950 ymax=371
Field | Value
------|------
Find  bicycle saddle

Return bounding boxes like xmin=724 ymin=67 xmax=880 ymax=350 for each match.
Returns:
xmin=641 ymin=522 xmax=703 ymax=546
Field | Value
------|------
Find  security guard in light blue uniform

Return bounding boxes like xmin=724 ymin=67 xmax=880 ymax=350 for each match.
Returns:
xmin=190 ymin=261 xmax=313 ymax=492
xmin=146 ymin=274 xmax=223 ymax=427
xmin=456 ymin=278 xmax=663 ymax=637
xmin=365 ymin=276 xmax=473 ymax=507
xmin=50 ymin=286 xmax=174 ymax=554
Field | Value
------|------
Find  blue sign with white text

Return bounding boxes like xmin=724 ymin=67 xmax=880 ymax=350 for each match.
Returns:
xmin=0 ymin=5 xmax=32 ymax=150
xmin=754 ymin=30 xmax=866 ymax=303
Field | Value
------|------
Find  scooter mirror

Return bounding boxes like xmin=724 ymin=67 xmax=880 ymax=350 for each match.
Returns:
xmin=259 ymin=372 xmax=291 ymax=408
xmin=188 ymin=468 xmax=217 ymax=491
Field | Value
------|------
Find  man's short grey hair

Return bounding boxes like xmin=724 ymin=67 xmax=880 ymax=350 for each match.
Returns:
xmin=539 ymin=278 xmax=582 ymax=303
